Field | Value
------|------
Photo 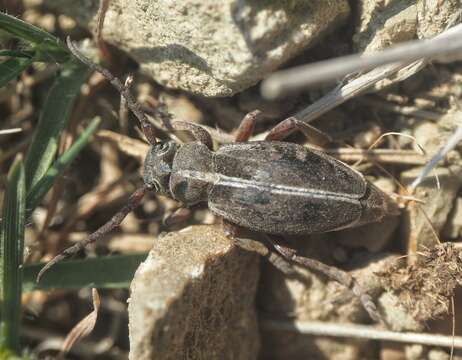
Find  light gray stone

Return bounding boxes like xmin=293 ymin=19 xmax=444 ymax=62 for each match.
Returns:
xmin=401 ymin=111 xmax=462 ymax=254
xmin=128 ymin=225 xmax=260 ymax=360
xmin=401 ymin=165 xmax=462 ymax=253
xmin=44 ymin=0 xmax=350 ymax=96
xmin=353 ymin=0 xmax=461 ymax=91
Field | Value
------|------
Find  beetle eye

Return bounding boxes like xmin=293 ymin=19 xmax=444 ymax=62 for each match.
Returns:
xmin=156 ymin=142 xmax=169 ymax=154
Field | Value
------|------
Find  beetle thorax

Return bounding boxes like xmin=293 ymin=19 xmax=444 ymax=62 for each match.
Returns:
xmin=143 ymin=141 xmax=178 ymax=195
xmin=170 ymin=142 xmax=214 ymax=206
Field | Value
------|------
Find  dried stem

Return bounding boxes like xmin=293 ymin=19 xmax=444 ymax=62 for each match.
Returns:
xmin=0 ymin=128 xmax=22 ymax=135
xmin=260 ymin=319 xmax=462 ymax=349
xmin=293 ymin=60 xmax=426 ymax=124
xmin=262 ymin=22 xmax=462 ymax=98
xmin=325 ymin=148 xmax=426 ymax=165
xmin=94 ymin=0 xmax=111 ymax=62
xmin=410 ymin=119 xmax=462 ymax=192
xmin=358 ymin=97 xmax=442 ymax=120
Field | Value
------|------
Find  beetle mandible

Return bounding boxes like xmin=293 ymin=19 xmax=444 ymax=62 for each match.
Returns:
xmin=39 ymin=38 xmax=400 ymax=324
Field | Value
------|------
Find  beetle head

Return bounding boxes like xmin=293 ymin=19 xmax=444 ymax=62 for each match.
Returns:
xmin=143 ymin=141 xmax=178 ymax=194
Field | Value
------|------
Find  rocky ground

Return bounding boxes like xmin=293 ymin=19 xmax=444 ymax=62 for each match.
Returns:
xmin=2 ymin=0 xmax=462 ymax=359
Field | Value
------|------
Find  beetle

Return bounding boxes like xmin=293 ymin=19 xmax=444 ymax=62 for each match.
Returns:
xmin=145 ymin=136 xmax=398 ymax=236
xmin=38 ymin=38 xmax=400 ymax=323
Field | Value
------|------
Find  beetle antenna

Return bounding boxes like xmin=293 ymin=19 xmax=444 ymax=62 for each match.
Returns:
xmin=66 ymin=36 xmax=158 ymax=145
xmin=37 ymin=185 xmax=149 ymax=282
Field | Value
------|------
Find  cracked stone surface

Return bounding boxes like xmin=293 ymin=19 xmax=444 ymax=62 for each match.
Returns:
xmin=44 ymin=0 xmax=350 ymax=96
xmin=128 ymin=225 xmax=260 ymax=360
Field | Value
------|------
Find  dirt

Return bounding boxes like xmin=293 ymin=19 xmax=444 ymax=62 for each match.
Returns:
xmin=378 ymin=243 xmax=462 ymax=322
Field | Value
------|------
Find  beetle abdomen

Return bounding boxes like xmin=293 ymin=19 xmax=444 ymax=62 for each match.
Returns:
xmin=208 ymin=174 xmax=362 ymax=234
xmin=208 ymin=141 xmax=367 ymax=235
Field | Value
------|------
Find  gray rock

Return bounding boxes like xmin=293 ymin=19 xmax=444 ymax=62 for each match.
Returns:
xmin=416 ymin=0 xmax=462 ymax=40
xmin=401 ymin=165 xmax=462 ymax=254
xmin=353 ymin=0 xmax=461 ymax=91
xmin=44 ymin=0 xmax=350 ymax=96
xmin=378 ymin=292 xmax=423 ymax=332
xmin=354 ymin=0 xmax=461 ymax=53
xmin=400 ymin=110 xmax=462 ymax=255
xmin=128 ymin=225 xmax=260 ymax=360
xmin=338 ymin=215 xmax=399 ymax=253
xmin=354 ymin=0 xmax=418 ymax=54
xmin=442 ymin=197 xmax=462 ymax=239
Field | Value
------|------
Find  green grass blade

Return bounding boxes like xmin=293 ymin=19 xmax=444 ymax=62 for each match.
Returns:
xmin=0 ymin=50 xmax=34 ymax=58
xmin=0 ymin=156 xmax=26 ymax=353
xmin=0 ymin=12 xmax=69 ymax=63
xmin=24 ymin=63 xmax=90 ymax=190
xmin=26 ymin=116 xmax=101 ymax=214
xmin=0 ymin=57 xmax=33 ymax=88
xmin=22 ymin=254 xmax=148 ymax=291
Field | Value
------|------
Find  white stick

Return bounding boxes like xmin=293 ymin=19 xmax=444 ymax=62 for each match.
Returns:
xmin=262 ymin=22 xmax=462 ymax=99
xmin=0 ymin=128 xmax=22 ymax=135
xmin=261 ymin=319 xmax=462 ymax=349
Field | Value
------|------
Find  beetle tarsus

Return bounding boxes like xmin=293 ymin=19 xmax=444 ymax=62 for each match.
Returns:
xmin=36 ymin=242 xmax=84 ymax=282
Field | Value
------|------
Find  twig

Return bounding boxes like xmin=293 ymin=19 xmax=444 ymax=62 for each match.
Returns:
xmin=260 ymin=319 xmax=462 ymax=349
xmin=94 ymin=0 xmax=111 ymax=62
xmin=451 ymin=296 xmax=456 ymax=360
xmin=325 ymin=148 xmax=427 ymax=165
xmin=292 ymin=60 xmax=426 ymax=124
xmin=0 ymin=128 xmax=22 ymax=135
xmin=358 ymin=97 xmax=443 ymax=121
xmin=410 ymin=116 xmax=462 ymax=191
xmin=261 ymin=22 xmax=462 ymax=98
xmin=119 ymin=75 xmax=133 ymax=133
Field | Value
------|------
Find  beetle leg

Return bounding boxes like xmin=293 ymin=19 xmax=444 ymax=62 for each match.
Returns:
xmin=269 ymin=239 xmax=385 ymax=324
xmin=222 ymin=221 xmax=295 ymax=275
xmin=171 ymin=120 xmax=213 ymax=150
xmin=36 ymin=185 xmax=149 ymax=282
xmin=266 ymin=117 xmax=332 ymax=147
xmin=163 ymin=207 xmax=192 ymax=226
xmin=235 ymin=110 xmax=262 ymax=142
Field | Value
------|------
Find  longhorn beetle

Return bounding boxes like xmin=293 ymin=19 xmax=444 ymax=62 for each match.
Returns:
xmin=38 ymin=37 xmax=400 ymax=324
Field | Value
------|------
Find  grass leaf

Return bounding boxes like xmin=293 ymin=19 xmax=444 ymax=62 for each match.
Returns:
xmin=0 ymin=12 xmax=69 ymax=63
xmin=24 ymin=63 xmax=89 ymax=190
xmin=0 ymin=50 xmax=34 ymax=58
xmin=0 ymin=57 xmax=34 ymax=88
xmin=23 ymin=254 xmax=148 ymax=291
xmin=26 ymin=116 xmax=101 ymax=214
xmin=0 ymin=156 xmax=26 ymax=353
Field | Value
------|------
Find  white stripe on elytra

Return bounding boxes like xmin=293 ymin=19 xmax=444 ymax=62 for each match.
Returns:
xmin=178 ymin=170 xmax=361 ymax=204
